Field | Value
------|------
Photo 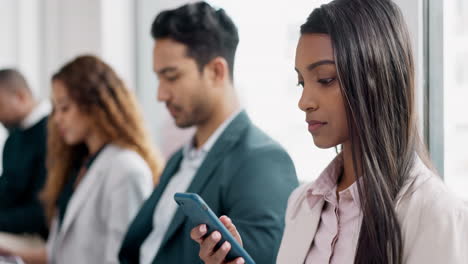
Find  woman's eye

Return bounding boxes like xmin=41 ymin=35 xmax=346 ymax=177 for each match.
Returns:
xmin=318 ymin=78 xmax=336 ymax=85
xmin=297 ymin=80 xmax=304 ymax=87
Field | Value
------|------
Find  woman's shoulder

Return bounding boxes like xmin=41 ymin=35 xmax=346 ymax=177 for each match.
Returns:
xmin=398 ymin=164 xmax=468 ymax=262
xmin=102 ymin=144 xmax=148 ymax=168
xmin=99 ymin=144 xmax=152 ymax=182
xmin=284 ymin=182 xmax=315 ymax=219
xmin=398 ymin=163 xmax=467 ymax=221
xmin=397 ymin=160 xmax=468 ymax=239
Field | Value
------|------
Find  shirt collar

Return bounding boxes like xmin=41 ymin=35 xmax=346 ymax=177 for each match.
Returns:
xmin=307 ymin=153 xmax=361 ymax=209
xmin=20 ymin=101 xmax=51 ymax=129
xmin=338 ymin=180 xmax=361 ymax=208
xmin=183 ymin=109 xmax=242 ymax=159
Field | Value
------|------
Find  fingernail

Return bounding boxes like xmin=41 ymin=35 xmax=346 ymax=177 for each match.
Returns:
xmin=237 ymin=258 xmax=245 ymax=264
xmin=223 ymin=242 xmax=231 ymax=250
xmin=212 ymin=232 xmax=220 ymax=240
xmin=200 ymin=225 xmax=206 ymax=233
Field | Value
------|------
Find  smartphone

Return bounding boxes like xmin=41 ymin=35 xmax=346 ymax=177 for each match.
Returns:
xmin=174 ymin=192 xmax=256 ymax=264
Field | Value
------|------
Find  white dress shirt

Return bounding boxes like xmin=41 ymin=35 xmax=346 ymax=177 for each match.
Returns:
xmin=139 ymin=109 xmax=241 ymax=264
xmin=20 ymin=101 xmax=51 ymax=129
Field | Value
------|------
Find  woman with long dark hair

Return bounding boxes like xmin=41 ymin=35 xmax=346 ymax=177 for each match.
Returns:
xmin=190 ymin=0 xmax=468 ymax=263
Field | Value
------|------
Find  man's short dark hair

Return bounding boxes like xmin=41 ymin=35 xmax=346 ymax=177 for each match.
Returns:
xmin=0 ymin=69 xmax=30 ymax=93
xmin=151 ymin=1 xmax=239 ymax=80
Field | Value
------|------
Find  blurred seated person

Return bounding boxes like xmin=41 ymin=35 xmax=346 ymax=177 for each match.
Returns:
xmin=0 ymin=55 xmax=164 ymax=264
xmin=0 ymin=69 xmax=49 ymax=242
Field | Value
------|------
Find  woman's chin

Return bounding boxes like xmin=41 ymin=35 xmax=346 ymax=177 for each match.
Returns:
xmin=312 ymin=137 xmax=337 ymax=149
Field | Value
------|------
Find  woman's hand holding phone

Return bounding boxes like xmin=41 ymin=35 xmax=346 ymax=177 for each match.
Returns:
xmin=190 ymin=215 xmax=245 ymax=264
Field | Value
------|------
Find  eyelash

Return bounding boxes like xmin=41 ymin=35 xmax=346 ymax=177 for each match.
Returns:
xmin=318 ymin=78 xmax=336 ymax=85
xmin=297 ymin=78 xmax=335 ymax=88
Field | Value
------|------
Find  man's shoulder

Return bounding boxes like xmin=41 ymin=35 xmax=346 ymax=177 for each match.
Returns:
xmin=3 ymin=118 xmax=48 ymax=157
xmin=220 ymin=123 xmax=295 ymax=178
xmin=234 ymin=122 xmax=286 ymax=155
xmin=19 ymin=116 xmax=48 ymax=142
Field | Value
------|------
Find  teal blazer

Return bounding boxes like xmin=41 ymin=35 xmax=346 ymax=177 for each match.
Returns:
xmin=119 ymin=111 xmax=299 ymax=264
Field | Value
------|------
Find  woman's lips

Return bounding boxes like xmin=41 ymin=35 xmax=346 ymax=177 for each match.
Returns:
xmin=307 ymin=120 xmax=327 ymax=132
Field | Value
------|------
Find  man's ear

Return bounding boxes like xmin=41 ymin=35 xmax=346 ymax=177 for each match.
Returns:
xmin=15 ymin=88 xmax=31 ymax=103
xmin=205 ymin=57 xmax=229 ymax=83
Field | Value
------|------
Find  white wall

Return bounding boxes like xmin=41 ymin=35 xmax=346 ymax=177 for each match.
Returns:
xmin=42 ymin=0 xmax=136 ymax=95
xmin=0 ymin=0 xmax=136 ymax=98
xmin=40 ymin=0 xmax=101 ymax=99
xmin=101 ymin=0 xmax=137 ymax=90
xmin=393 ymin=0 xmax=425 ymax=131
xmin=0 ymin=0 xmax=17 ymax=69
xmin=444 ymin=0 xmax=468 ymax=198
xmin=0 ymin=0 xmax=41 ymax=97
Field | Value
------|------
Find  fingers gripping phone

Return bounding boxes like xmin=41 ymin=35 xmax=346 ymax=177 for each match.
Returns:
xmin=174 ymin=193 xmax=256 ymax=264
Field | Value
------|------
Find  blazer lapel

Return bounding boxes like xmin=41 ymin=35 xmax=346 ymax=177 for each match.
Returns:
xmin=132 ymin=150 xmax=184 ymax=236
xmin=141 ymin=150 xmax=185 ymax=229
xmin=278 ymin=199 xmax=324 ymax=264
xmin=159 ymin=111 xmax=251 ymax=251
xmin=118 ymin=150 xmax=184 ymax=262
xmin=57 ymin=145 xmax=112 ymax=240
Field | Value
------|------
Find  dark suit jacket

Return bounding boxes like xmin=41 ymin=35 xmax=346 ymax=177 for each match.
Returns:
xmin=0 ymin=117 xmax=48 ymax=238
xmin=119 ymin=111 xmax=299 ymax=264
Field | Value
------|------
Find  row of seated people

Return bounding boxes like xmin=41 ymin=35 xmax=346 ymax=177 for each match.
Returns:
xmin=0 ymin=1 xmax=467 ymax=264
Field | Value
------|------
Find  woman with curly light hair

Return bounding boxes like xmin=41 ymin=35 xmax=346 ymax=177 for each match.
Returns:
xmin=1 ymin=55 xmax=164 ymax=264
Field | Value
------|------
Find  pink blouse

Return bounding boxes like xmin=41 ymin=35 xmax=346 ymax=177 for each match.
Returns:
xmin=305 ymin=155 xmax=362 ymax=264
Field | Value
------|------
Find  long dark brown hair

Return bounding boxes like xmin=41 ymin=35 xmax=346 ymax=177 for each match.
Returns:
xmin=42 ymin=55 xmax=164 ymax=221
xmin=301 ymin=0 xmax=430 ymax=263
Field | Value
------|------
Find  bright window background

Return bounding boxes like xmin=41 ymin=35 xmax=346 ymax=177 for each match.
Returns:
xmin=206 ymin=0 xmax=336 ymax=182
xmin=204 ymin=0 xmax=424 ymax=183
xmin=444 ymin=0 xmax=468 ymax=199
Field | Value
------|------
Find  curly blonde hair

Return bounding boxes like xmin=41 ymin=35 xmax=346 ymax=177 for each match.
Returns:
xmin=42 ymin=55 xmax=164 ymax=221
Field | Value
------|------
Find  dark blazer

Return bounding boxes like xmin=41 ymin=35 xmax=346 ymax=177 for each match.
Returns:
xmin=0 ymin=117 xmax=48 ymax=238
xmin=119 ymin=111 xmax=299 ymax=264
